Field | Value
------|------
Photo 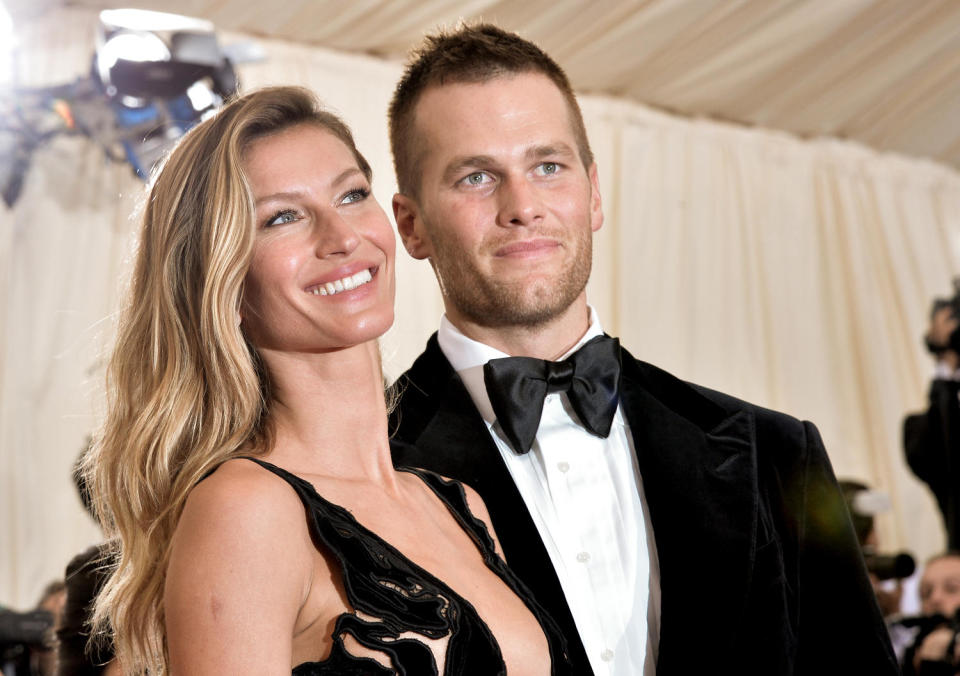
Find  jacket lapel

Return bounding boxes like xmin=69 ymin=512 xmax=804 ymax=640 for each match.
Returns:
xmin=391 ymin=336 xmax=507 ymax=487
xmin=620 ymin=353 xmax=759 ymax=672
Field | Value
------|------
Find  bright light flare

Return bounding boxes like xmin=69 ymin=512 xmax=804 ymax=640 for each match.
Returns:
xmin=98 ymin=32 xmax=171 ymax=68
xmin=186 ymin=81 xmax=216 ymax=111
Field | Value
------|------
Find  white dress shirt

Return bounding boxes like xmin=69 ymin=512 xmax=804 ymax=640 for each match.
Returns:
xmin=437 ymin=310 xmax=660 ymax=676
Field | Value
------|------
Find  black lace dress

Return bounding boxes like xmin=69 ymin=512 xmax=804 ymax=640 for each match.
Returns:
xmin=237 ymin=457 xmax=573 ymax=675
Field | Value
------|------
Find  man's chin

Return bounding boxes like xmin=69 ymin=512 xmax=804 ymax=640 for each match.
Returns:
xmin=462 ymin=292 xmax=581 ymax=328
xmin=438 ymin=260 xmax=589 ymax=327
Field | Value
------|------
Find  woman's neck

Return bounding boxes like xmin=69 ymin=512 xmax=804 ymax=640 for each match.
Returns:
xmin=256 ymin=341 xmax=395 ymax=486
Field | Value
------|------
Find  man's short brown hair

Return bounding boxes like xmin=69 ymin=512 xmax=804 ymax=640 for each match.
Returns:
xmin=388 ymin=23 xmax=594 ymax=197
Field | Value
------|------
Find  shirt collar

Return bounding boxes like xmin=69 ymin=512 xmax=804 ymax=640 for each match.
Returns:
xmin=437 ymin=307 xmax=605 ymax=425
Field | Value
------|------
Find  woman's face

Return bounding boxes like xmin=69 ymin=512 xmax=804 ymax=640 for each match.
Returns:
xmin=240 ymin=123 xmax=395 ymax=353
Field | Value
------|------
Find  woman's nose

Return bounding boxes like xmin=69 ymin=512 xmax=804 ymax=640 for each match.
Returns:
xmin=314 ymin=209 xmax=360 ymax=258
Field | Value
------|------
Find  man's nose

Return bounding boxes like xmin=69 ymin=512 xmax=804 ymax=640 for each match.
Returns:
xmin=928 ymin=589 xmax=946 ymax=615
xmin=496 ymin=176 xmax=544 ymax=227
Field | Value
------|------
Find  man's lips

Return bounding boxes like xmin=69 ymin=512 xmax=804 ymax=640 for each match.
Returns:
xmin=493 ymin=238 xmax=561 ymax=257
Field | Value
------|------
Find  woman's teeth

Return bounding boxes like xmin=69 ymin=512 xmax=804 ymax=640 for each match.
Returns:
xmin=310 ymin=268 xmax=373 ymax=296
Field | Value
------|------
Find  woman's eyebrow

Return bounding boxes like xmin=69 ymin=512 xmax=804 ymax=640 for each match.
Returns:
xmin=254 ymin=167 xmax=365 ymax=206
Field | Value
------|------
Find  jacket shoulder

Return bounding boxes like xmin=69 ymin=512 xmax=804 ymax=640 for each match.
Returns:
xmin=624 ymin=349 xmax=809 ymax=445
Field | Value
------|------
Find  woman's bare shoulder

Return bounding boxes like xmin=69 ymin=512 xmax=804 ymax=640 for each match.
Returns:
xmin=168 ymin=457 xmax=314 ymax=592
xmin=180 ymin=458 xmax=306 ymax=535
xmin=165 ymin=458 xmax=318 ymax=671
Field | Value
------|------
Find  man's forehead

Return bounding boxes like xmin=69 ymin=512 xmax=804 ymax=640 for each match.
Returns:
xmin=414 ymin=72 xmax=565 ymax=112
xmin=926 ymin=557 xmax=960 ymax=577
xmin=410 ymin=73 xmax=576 ymax=152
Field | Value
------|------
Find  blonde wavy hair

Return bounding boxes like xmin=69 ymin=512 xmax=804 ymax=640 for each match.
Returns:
xmin=82 ymin=86 xmax=372 ymax=674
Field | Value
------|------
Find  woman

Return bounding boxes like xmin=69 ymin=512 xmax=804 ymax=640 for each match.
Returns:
xmin=83 ymin=86 xmax=571 ymax=675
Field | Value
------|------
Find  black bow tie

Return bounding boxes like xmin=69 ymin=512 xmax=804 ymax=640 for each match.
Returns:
xmin=483 ymin=335 xmax=622 ymax=455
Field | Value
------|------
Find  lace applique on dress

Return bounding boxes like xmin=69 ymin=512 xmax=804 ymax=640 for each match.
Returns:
xmin=239 ymin=457 xmax=571 ymax=676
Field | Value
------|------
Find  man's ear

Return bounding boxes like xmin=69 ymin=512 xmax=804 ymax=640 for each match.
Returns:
xmin=588 ymin=163 xmax=604 ymax=233
xmin=393 ymin=193 xmax=432 ymax=260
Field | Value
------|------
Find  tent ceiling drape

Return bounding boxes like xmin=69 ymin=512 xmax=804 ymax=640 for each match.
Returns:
xmin=5 ymin=0 xmax=960 ymax=170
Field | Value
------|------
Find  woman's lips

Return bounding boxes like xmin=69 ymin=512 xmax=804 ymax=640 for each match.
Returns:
xmin=305 ymin=266 xmax=377 ymax=296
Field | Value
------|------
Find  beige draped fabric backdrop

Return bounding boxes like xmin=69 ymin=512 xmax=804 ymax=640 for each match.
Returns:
xmin=2 ymin=7 xmax=959 ymax=607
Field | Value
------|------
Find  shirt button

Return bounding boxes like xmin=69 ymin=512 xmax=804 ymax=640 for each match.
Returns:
xmin=557 ymin=461 xmax=570 ymax=473
xmin=601 ymin=649 xmax=614 ymax=662
xmin=576 ymin=551 xmax=591 ymax=563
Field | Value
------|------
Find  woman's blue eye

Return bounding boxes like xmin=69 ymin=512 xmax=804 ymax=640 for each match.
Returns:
xmin=341 ymin=188 xmax=370 ymax=204
xmin=266 ymin=210 xmax=298 ymax=227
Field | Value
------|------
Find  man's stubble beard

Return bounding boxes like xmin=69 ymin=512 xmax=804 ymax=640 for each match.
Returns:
xmin=428 ymin=224 xmax=593 ymax=329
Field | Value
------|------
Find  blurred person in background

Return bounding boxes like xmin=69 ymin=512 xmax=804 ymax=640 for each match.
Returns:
xmin=0 ymin=581 xmax=64 ymax=676
xmin=56 ymin=445 xmax=118 ymax=676
xmin=33 ymin=582 xmax=64 ymax=676
xmin=902 ymin=552 xmax=960 ymax=675
xmin=839 ymin=479 xmax=918 ymax=660
xmin=904 ymin=280 xmax=960 ymax=550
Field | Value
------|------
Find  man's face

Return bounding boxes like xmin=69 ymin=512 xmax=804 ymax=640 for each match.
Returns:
xmin=920 ymin=556 xmax=960 ymax=618
xmin=394 ymin=72 xmax=602 ymax=329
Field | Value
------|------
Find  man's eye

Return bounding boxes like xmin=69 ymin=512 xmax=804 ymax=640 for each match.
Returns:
xmin=462 ymin=172 xmax=490 ymax=186
xmin=537 ymin=162 xmax=559 ymax=176
xmin=265 ymin=210 xmax=299 ymax=227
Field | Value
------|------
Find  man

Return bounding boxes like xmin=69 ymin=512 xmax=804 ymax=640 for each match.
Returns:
xmin=902 ymin=553 xmax=960 ymax=674
xmin=388 ymin=23 xmax=897 ymax=675
xmin=904 ymin=299 xmax=960 ymax=550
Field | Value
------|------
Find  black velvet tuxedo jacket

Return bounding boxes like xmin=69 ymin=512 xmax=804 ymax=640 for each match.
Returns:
xmin=389 ymin=334 xmax=899 ymax=676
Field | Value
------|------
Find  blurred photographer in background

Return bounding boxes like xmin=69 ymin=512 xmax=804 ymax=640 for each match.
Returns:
xmin=901 ymin=552 xmax=960 ymax=675
xmin=55 ymin=442 xmax=118 ymax=676
xmin=905 ymin=280 xmax=960 ymax=550
xmin=840 ymin=479 xmax=918 ymax=661
xmin=839 ymin=480 xmax=916 ymax=616
xmin=0 ymin=580 xmax=64 ymax=676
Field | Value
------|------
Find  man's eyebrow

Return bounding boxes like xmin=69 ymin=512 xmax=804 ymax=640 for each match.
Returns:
xmin=441 ymin=155 xmax=497 ymax=182
xmin=527 ymin=143 xmax=577 ymax=159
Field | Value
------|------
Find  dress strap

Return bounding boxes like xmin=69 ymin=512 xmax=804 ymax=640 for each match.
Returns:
xmin=235 ymin=455 xmax=306 ymax=486
xmin=398 ymin=466 xmax=499 ymax=556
